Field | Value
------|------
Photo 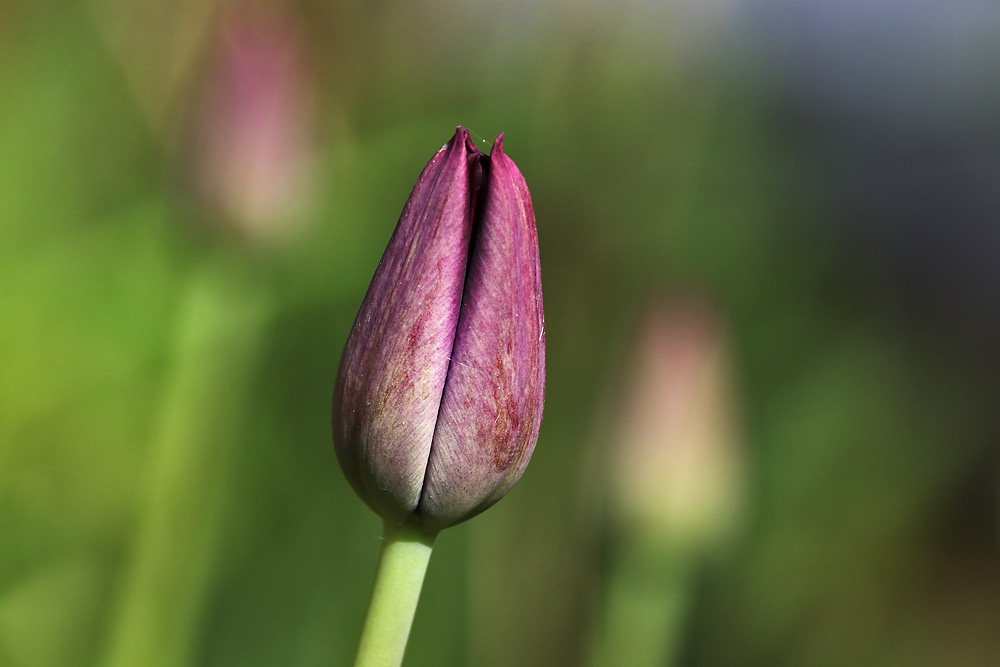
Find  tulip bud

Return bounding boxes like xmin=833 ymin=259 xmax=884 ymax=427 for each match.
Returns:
xmin=188 ymin=3 xmax=314 ymax=242
xmin=612 ymin=296 xmax=743 ymax=548
xmin=332 ymin=127 xmax=545 ymax=533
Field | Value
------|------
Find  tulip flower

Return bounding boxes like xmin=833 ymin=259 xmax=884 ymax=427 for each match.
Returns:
xmin=333 ymin=127 xmax=544 ymax=666
xmin=589 ymin=296 xmax=744 ymax=667
xmin=189 ymin=4 xmax=314 ymax=242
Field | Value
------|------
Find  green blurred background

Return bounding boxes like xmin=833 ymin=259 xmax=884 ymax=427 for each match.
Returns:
xmin=3 ymin=1 xmax=1000 ymax=665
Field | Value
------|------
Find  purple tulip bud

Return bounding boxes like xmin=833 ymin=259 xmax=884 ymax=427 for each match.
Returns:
xmin=332 ymin=127 xmax=545 ymax=532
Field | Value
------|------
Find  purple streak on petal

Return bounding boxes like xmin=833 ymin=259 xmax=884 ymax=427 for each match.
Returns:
xmin=419 ymin=134 xmax=546 ymax=530
xmin=333 ymin=128 xmax=484 ymax=525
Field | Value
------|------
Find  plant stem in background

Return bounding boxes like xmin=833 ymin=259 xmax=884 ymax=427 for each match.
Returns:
xmin=101 ymin=258 xmax=272 ymax=667
xmin=354 ymin=520 xmax=436 ymax=667
xmin=587 ymin=536 xmax=695 ymax=667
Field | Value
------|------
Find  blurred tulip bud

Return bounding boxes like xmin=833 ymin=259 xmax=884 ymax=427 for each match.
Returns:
xmin=613 ymin=296 xmax=743 ymax=548
xmin=190 ymin=3 xmax=314 ymax=241
xmin=332 ymin=127 xmax=545 ymax=533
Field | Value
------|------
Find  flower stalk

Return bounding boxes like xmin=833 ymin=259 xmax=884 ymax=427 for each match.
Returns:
xmin=353 ymin=521 xmax=436 ymax=667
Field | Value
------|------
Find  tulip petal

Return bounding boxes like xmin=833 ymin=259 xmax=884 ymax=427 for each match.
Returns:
xmin=333 ymin=128 xmax=484 ymax=525
xmin=419 ymin=134 xmax=546 ymax=530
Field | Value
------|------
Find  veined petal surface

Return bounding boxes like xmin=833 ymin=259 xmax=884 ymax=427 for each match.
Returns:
xmin=419 ymin=134 xmax=546 ymax=530
xmin=333 ymin=129 xmax=484 ymax=524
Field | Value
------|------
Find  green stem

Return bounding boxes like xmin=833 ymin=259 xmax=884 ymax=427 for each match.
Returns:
xmin=354 ymin=520 xmax=437 ymax=667
xmin=101 ymin=259 xmax=271 ymax=667
xmin=587 ymin=536 xmax=695 ymax=667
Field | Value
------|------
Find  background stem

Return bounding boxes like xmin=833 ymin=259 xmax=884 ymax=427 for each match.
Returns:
xmin=354 ymin=520 xmax=436 ymax=667
xmin=101 ymin=258 xmax=272 ymax=667
xmin=587 ymin=536 xmax=695 ymax=667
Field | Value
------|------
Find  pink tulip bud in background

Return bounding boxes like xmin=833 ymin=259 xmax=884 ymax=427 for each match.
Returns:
xmin=190 ymin=4 xmax=314 ymax=241
xmin=589 ymin=295 xmax=745 ymax=667
xmin=613 ymin=296 xmax=743 ymax=548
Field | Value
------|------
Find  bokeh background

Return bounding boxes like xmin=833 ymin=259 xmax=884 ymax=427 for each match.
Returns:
xmin=3 ymin=0 xmax=1000 ymax=665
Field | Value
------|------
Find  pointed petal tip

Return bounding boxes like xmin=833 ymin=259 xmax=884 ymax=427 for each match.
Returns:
xmin=448 ymin=126 xmax=486 ymax=156
xmin=463 ymin=131 xmax=480 ymax=154
xmin=441 ymin=126 xmax=471 ymax=154
xmin=491 ymin=132 xmax=505 ymax=157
